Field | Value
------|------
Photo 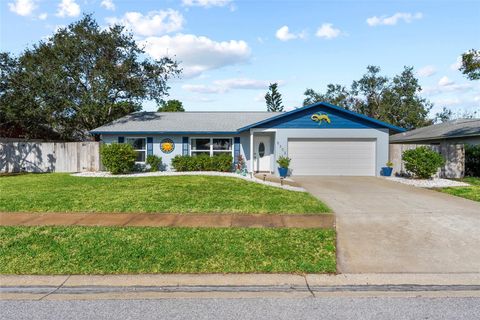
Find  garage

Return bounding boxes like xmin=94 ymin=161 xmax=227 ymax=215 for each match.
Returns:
xmin=288 ymin=138 xmax=376 ymax=176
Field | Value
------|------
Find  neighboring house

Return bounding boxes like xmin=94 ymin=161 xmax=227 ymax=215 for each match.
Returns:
xmin=389 ymin=118 xmax=480 ymax=179
xmin=390 ymin=118 xmax=480 ymax=145
xmin=90 ymin=102 xmax=404 ymax=176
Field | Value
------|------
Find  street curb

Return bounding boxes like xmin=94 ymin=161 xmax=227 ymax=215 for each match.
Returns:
xmin=2 ymin=273 xmax=480 ymax=287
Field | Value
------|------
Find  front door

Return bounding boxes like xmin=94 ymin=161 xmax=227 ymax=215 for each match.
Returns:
xmin=254 ymin=136 xmax=271 ymax=172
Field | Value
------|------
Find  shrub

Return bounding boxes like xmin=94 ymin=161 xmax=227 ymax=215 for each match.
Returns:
xmin=146 ymin=155 xmax=162 ymax=172
xmin=465 ymin=144 xmax=480 ymax=177
xmin=402 ymin=146 xmax=445 ymax=179
xmin=101 ymin=143 xmax=136 ymax=174
xmin=171 ymin=154 xmax=233 ymax=172
xmin=277 ymin=156 xmax=291 ymax=168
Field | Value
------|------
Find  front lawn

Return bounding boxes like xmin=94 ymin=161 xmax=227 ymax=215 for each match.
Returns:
xmin=0 ymin=226 xmax=336 ymax=274
xmin=0 ymin=173 xmax=330 ymax=214
xmin=439 ymin=177 xmax=480 ymax=202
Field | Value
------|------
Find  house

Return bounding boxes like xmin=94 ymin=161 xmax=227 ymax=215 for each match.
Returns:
xmin=389 ymin=118 xmax=480 ymax=179
xmin=90 ymin=102 xmax=404 ymax=176
xmin=390 ymin=118 xmax=480 ymax=145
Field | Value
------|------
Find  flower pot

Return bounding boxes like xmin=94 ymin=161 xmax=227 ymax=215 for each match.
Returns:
xmin=278 ymin=167 xmax=288 ymax=178
xmin=381 ymin=167 xmax=393 ymax=176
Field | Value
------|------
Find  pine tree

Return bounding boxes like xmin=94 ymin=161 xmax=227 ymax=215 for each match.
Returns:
xmin=265 ymin=83 xmax=284 ymax=112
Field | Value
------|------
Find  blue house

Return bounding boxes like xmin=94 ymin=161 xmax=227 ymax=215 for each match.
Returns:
xmin=90 ymin=102 xmax=404 ymax=176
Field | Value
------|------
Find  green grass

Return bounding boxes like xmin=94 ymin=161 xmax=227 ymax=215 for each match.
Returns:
xmin=0 ymin=226 xmax=336 ymax=274
xmin=439 ymin=177 xmax=480 ymax=202
xmin=0 ymin=173 xmax=329 ymax=214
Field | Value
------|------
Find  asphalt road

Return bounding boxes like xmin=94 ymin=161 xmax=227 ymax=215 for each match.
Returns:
xmin=2 ymin=297 xmax=480 ymax=320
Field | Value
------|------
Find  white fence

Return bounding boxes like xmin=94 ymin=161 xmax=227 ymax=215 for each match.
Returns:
xmin=389 ymin=143 xmax=465 ymax=179
xmin=0 ymin=142 xmax=101 ymax=173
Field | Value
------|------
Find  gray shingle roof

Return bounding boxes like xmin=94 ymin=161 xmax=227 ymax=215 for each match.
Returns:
xmin=90 ymin=111 xmax=283 ymax=133
xmin=390 ymin=118 xmax=480 ymax=143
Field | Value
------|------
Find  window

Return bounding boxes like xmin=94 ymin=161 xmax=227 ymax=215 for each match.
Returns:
xmin=190 ymin=138 xmax=232 ymax=157
xmin=258 ymin=142 xmax=265 ymax=158
xmin=126 ymin=137 xmax=146 ymax=162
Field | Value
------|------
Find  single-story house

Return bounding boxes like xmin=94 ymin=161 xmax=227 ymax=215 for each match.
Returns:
xmin=390 ymin=118 xmax=480 ymax=145
xmin=90 ymin=102 xmax=404 ymax=176
xmin=389 ymin=118 xmax=480 ymax=179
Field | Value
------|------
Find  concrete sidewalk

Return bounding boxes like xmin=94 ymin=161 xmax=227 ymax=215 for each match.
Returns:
xmin=0 ymin=212 xmax=334 ymax=228
xmin=2 ymin=274 xmax=480 ymax=300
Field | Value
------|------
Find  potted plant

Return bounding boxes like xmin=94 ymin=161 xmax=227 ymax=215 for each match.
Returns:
xmin=381 ymin=161 xmax=394 ymax=176
xmin=277 ymin=156 xmax=291 ymax=178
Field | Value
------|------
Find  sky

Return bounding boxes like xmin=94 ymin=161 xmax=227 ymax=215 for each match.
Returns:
xmin=1 ymin=0 xmax=479 ymax=115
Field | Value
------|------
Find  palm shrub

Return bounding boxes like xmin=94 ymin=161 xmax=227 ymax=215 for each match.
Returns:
xmin=402 ymin=146 xmax=445 ymax=179
xmin=277 ymin=156 xmax=291 ymax=168
xmin=146 ymin=155 xmax=162 ymax=172
xmin=101 ymin=143 xmax=136 ymax=174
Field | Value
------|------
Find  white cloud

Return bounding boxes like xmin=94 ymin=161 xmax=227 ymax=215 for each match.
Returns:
xmin=417 ymin=65 xmax=436 ymax=78
xmin=432 ymin=97 xmax=462 ymax=106
xmin=8 ymin=0 xmax=37 ymax=16
xmin=315 ymin=23 xmax=341 ymax=39
xmin=101 ymin=0 xmax=115 ymax=11
xmin=38 ymin=12 xmax=47 ymax=20
xmin=366 ymin=12 xmax=423 ymax=26
xmin=106 ymin=10 xmax=184 ymax=37
xmin=142 ymin=34 xmax=251 ymax=77
xmin=56 ymin=0 xmax=80 ymax=18
xmin=183 ymin=78 xmax=283 ymax=94
xmin=182 ymin=0 xmax=232 ymax=7
xmin=450 ymin=56 xmax=462 ymax=70
xmin=438 ymin=76 xmax=454 ymax=87
xmin=421 ymin=76 xmax=473 ymax=95
xmin=275 ymin=25 xmax=306 ymax=41
xmin=214 ymin=78 xmax=274 ymax=90
xmin=182 ymin=84 xmax=225 ymax=94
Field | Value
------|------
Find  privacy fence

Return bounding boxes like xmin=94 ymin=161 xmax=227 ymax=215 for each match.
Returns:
xmin=0 ymin=142 xmax=101 ymax=173
xmin=389 ymin=143 xmax=465 ymax=179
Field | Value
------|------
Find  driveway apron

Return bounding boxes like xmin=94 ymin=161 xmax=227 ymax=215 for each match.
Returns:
xmin=293 ymin=176 xmax=480 ymax=273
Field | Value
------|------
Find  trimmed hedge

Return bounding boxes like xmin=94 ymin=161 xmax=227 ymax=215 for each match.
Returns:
xmin=402 ymin=146 xmax=445 ymax=179
xmin=101 ymin=143 xmax=136 ymax=174
xmin=465 ymin=144 xmax=480 ymax=177
xmin=171 ymin=154 xmax=233 ymax=172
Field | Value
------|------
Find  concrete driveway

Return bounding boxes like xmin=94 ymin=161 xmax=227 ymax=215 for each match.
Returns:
xmin=293 ymin=176 xmax=480 ymax=273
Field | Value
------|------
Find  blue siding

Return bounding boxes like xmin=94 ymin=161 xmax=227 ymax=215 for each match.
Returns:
xmin=147 ymin=137 xmax=153 ymax=156
xmin=233 ymin=137 xmax=241 ymax=164
xmin=118 ymin=136 xmax=124 ymax=143
xmin=182 ymin=137 xmax=189 ymax=155
xmin=258 ymin=105 xmax=383 ymax=129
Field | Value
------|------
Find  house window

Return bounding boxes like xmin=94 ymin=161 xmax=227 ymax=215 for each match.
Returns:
xmin=190 ymin=138 xmax=232 ymax=157
xmin=126 ymin=137 xmax=146 ymax=162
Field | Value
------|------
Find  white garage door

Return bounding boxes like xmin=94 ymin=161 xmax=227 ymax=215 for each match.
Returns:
xmin=288 ymin=139 xmax=376 ymax=176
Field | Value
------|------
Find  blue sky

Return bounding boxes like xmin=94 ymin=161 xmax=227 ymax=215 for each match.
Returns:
xmin=1 ymin=0 xmax=479 ymax=115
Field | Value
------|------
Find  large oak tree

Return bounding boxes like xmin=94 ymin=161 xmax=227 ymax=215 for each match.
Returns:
xmin=0 ymin=15 xmax=181 ymax=140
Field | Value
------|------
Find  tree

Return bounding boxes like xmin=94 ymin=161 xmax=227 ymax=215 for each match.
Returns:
xmin=265 ymin=83 xmax=284 ymax=112
xmin=380 ymin=66 xmax=432 ymax=129
xmin=304 ymin=84 xmax=358 ymax=110
xmin=302 ymin=65 xmax=433 ymax=130
xmin=0 ymin=14 xmax=181 ymax=140
xmin=435 ymin=107 xmax=453 ymax=123
xmin=434 ymin=107 xmax=479 ymax=123
xmin=157 ymin=99 xmax=185 ymax=112
xmin=460 ymin=49 xmax=480 ymax=80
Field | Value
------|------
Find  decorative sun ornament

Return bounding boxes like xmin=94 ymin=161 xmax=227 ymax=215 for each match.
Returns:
xmin=160 ymin=138 xmax=175 ymax=154
xmin=311 ymin=112 xmax=331 ymax=125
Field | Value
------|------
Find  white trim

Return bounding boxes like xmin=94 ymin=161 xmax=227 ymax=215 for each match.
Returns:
xmin=189 ymin=137 xmax=234 ymax=157
xmin=125 ymin=137 xmax=146 ymax=163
